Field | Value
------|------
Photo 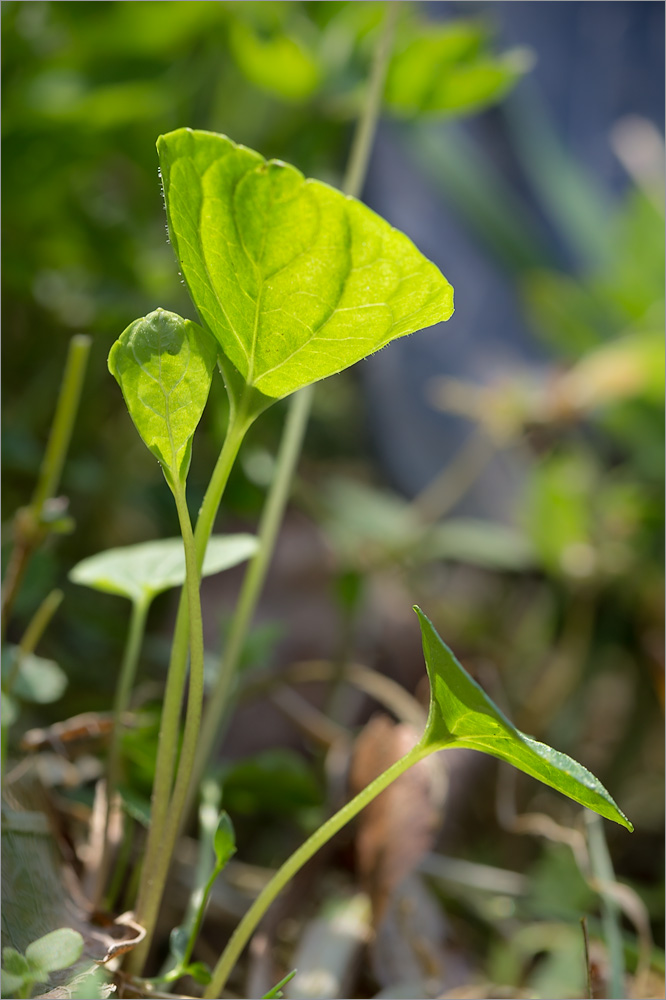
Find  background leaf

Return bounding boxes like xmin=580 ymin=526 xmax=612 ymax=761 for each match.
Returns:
xmin=385 ymin=20 xmax=531 ymax=118
xmin=69 ymin=534 xmax=258 ymax=604
xmin=414 ymin=608 xmax=633 ymax=830
xmin=25 ymin=928 xmax=84 ymax=974
xmin=229 ymin=19 xmax=320 ymax=101
xmin=3 ymin=650 xmax=68 ymax=705
xmin=157 ymin=128 xmax=453 ymax=401
xmin=108 ymin=308 xmax=217 ymax=485
xmin=2 ymin=947 xmax=30 ymax=978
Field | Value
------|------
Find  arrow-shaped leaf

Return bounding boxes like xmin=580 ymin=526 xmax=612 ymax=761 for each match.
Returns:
xmin=414 ymin=607 xmax=632 ymax=830
xmin=157 ymin=128 xmax=454 ymax=401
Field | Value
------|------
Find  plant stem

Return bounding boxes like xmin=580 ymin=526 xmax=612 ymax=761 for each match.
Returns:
xmin=181 ymin=861 xmax=221 ymax=971
xmin=204 ymin=742 xmax=430 ymax=999
xmin=130 ymin=410 xmax=250 ymax=969
xmin=130 ymin=479 xmax=207 ymax=971
xmin=185 ymin=385 xmax=313 ymax=823
xmin=93 ymin=595 xmax=149 ymax=909
xmin=3 ymin=588 xmax=63 ymax=696
xmin=189 ymin=0 xmax=400 ymax=820
xmin=1 ymin=335 xmax=91 ymax=638
xmin=32 ymin=334 xmax=92 ymax=512
xmin=343 ymin=0 xmax=400 ymax=200
xmin=586 ymin=811 xmax=625 ymax=999
xmin=105 ymin=815 xmax=135 ymax=913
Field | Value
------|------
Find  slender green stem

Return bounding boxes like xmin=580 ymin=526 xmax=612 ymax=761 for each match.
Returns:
xmin=2 ymin=335 xmax=91 ymax=638
xmin=130 ymin=480 xmax=207 ymax=971
xmin=186 ymin=385 xmax=313 ymax=824
xmin=31 ymin=334 xmax=92 ymax=512
xmin=158 ymin=780 xmax=221 ymax=982
xmin=194 ymin=403 xmax=256 ymax=566
xmin=342 ymin=0 xmax=400 ymax=200
xmin=105 ymin=815 xmax=135 ymax=913
xmin=204 ymin=742 xmax=431 ymax=999
xmin=4 ymin=588 xmax=63 ymax=697
xmin=131 ymin=410 xmax=250 ymax=962
xmin=93 ymin=595 xmax=150 ymax=909
xmin=181 ymin=862 xmax=221 ymax=971
xmin=586 ymin=812 xmax=625 ymax=999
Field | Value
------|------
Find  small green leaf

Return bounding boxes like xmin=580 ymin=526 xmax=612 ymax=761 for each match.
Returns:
xmin=69 ymin=534 xmax=258 ymax=604
xmin=1 ymin=967 xmax=27 ymax=995
xmin=25 ymin=928 xmax=84 ymax=974
xmin=3 ymin=648 xmax=68 ymax=705
xmin=414 ymin=608 xmax=633 ymax=831
xmin=183 ymin=961 xmax=212 ymax=985
xmin=2 ymin=947 xmax=30 ymax=978
xmin=213 ymin=810 xmax=236 ymax=870
xmin=157 ymin=129 xmax=453 ymax=402
xmin=108 ymin=308 xmax=217 ymax=486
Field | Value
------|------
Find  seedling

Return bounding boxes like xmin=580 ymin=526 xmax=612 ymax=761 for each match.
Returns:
xmin=101 ymin=125 xmax=631 ymax=988
xmin=1 ymin=928 xmax=83 ymax=1000
xmin=2 ymin=7 xmax=639 ymax=998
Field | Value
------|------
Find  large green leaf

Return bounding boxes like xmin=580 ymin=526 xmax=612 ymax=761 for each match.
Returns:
xmin=108 ymin=308 xmax=217 ymax=487
xmin=157 ymin=128 xmax=453 ymax=401
xmin=414 ymin=608 xmax=632 ymax=830
xmin=69 ymin=534 xmax=258 ymax=605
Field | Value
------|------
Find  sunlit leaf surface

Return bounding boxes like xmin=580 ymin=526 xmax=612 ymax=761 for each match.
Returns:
xmin=157 ymin=128 xmax=453 ymax=400
xmin=108 ymin=308 xmax=217 ymax=485
xmin=415 ymin=608 xmax=632 ymax=830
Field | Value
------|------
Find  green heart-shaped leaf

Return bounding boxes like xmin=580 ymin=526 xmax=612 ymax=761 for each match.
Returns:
xmin=2 ymin=947 xmax=30 ymax=979
xmin=69 ymin=534 xmax=258 ymax=605
xmin=157 ymin=128 xmax=454 ymax=401
xmin=108 ymin=308 xmax=217 ymax=487
xmin=414 ymin=608 xmax=632 ymax=830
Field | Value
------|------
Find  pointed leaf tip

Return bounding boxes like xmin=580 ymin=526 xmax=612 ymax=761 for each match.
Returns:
xmin=413 ymin=607 xmax=633 ymax=831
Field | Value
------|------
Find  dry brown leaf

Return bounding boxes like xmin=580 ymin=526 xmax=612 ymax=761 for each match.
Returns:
xmin=89 ymin=911 xmax=146 ymax=965
xmin=348 ymin=714 xmax=447 ymax=925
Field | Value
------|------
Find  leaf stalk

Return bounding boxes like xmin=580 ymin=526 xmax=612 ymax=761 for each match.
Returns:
xmin=93 ymin=594 xmax=149 ymax=909
xmin=129 ymin=478 xmax=208 ymax=971
xmin=203 ymin=741 xmax=430 ymax=998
